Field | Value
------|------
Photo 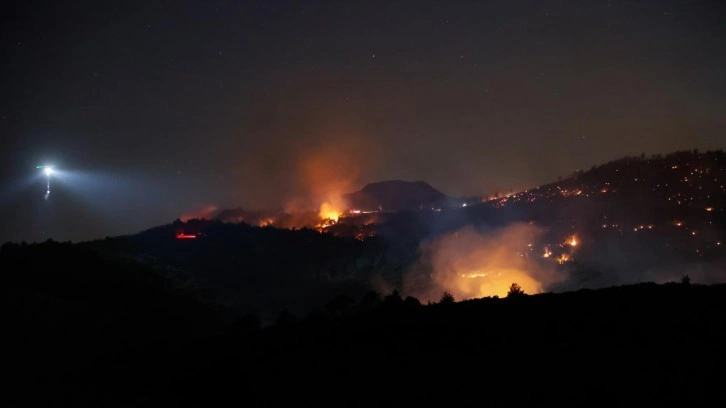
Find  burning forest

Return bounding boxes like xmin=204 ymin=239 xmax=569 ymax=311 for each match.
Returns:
xmin=159 ymin=150 xmax=726 ymax=313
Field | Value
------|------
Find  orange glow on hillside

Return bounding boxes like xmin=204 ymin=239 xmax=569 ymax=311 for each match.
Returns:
xmin=258 ymin=218 xmax=276 ymax=227
xmin=289 ymin=137 xmax=372 ymax=220
xmin=180 ymin=205 xmax=218 ymax=222
xmin=176 ymin=233 xmax=197 ymax=239
xmin=319 ymin=202 xmax=342 ymax=223
xmin=458 ymin=267 xmax=543 ymax=298
xmin=405 ymin=224 xmax=565 ymax=302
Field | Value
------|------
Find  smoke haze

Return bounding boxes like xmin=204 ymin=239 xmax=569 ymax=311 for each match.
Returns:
xmin=404 ymin=223 xmax=568 ymax=302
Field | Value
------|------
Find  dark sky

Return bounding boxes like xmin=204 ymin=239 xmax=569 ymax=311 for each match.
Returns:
xmin=2 ymin=0 xmax=725 ymax=243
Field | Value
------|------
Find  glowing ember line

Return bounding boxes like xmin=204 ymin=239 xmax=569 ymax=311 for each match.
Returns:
xmin=461 ymin=272 xmax=490 ymax=278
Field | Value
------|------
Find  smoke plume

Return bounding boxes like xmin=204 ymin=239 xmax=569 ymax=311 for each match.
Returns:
xmin=404 ymin=223 xmax=568 ymax=302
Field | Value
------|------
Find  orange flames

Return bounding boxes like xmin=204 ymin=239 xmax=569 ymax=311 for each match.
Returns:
xmin=567 ymin=235 xmax=578 ymax=247
xmin=540 ymin=234 xmax=579 ymax=264
xmin=286 ymin=139 xmax=372 ymax=230
xmin=556 ymin=253 xmax=570 ymax=264
xmin=258 ymin=218 xmax=276 ymax=227
xmin=319 ymin=201 xmax=342 ymax=223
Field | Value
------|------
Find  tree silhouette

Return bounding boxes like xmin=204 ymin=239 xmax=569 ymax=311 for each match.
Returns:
xmin=383 ymin=289 xmax=403 ymax=307
xmin=439 ymin=291 xmax=455 ymax=304
xmin=404 ymin=296 xmax=422 ymax=307
xmin=325 ymin=294 xmax=355 ymax=316
xmin=358 ymin=290 xmax=382 ymax=311
xmin=507 ymin=283 xmax=525 ymax=297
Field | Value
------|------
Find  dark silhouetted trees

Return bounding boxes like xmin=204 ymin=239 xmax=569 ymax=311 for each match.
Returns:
xmin=439 ymin=291 xmax=455 ymax=304
xmin=404 ymin=296 xmax=422 ymax=307
xmin=507 ymin=283 xmax=525 ymax=297
xmin=325 ymin=294 xmax=355 ymax=316
xmin=358 ymin=290 xmax=382 ymax=311
xmin=383 ymin=289 xmax=403 ymax=307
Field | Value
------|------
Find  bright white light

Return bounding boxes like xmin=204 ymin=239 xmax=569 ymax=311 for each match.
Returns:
xmin=44 ymin=167 xmax=54 ymax=176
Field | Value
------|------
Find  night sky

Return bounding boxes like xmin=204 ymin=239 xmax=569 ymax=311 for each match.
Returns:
xmin=2 ymin=0 xmax=725 ymax=243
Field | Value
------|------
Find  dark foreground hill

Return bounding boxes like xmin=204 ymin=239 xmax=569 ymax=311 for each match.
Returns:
xmin=82 ymin=219 xmax=391 ymax=321
xmin=5 ymin=240 xmax=726 ymax=407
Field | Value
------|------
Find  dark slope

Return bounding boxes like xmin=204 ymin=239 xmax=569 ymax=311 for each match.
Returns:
xmin=9 ymin=270 xmax=725 ymax=406
xmin=82 ymin=219 xmax=393 ymax=320
xmin=3 ymin=240 xmax=226 ymax=407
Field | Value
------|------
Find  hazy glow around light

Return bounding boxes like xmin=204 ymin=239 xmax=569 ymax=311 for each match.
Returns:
xmin=44 ymin=167 xmax=54 ymax=176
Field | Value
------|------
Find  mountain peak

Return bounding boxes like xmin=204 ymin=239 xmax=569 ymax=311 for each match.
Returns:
xmin=344 ymin=180 xmax=451 ymax=211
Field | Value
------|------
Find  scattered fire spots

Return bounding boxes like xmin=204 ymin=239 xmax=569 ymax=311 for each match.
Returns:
xmin=258 ymin=218 xmax=276 ymax=227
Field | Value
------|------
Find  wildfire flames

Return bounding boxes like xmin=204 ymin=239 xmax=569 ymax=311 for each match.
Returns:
xmin=200 ymin=139 xmax=374 ymax=236
xmin=293 ymin=140 xmax=366 ymax=231
xmin=539 ymin=234 xmax=580 ymax=264
xmin=319 ymin=202 xmax=342 ymax=223
xmin=258 ymin=218 xmax=276 ymax=227
xmin=567 ymin=235 xmax=578 ymax=247
xmin=557 ymin=253 xmax=570 ymax=264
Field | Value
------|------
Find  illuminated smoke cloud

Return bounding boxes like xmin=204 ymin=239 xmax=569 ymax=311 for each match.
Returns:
xmin=286 ymin=138 xmax=373 ymax=224
xmin=404 ymin=223 xmax=568 ymax=302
